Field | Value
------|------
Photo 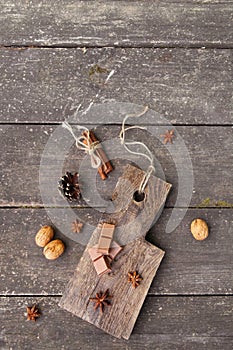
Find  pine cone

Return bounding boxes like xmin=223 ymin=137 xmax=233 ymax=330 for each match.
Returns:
xmin=58 ymin=172 xmax=81 ymax=202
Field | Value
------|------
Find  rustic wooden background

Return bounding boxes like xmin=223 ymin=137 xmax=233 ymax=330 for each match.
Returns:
xmin=0 ymin=1 xmax=233 ymax=349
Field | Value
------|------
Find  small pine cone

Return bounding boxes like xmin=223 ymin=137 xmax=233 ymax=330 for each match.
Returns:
xmin=58 ymin=172 xmax=81 ymax=202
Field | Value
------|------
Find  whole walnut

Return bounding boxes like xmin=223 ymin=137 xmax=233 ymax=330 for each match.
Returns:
xmin=190 ymin=219 xmax=209 ymax=241
xmin=43 ymin=239 xmax=65 ymax=260
xmin=35 ymin=226 xmax=54 ymax=247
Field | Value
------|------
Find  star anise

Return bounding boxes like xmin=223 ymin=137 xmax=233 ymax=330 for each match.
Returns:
xmin=128 ymin=271 xmax=143 ymax=289
xmin=160 ymin=129 xmax=175 ymax=144
xmin=89 ymin=289 xmax=112 ymax=314
xmin=26 ymin=305 xmax=40 ymax=321
xmin=72 ymin=219 xmax=83 ymax=233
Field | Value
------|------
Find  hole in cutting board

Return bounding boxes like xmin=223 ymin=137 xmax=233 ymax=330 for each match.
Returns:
xmin=133 ymin=190 xmax=145 ymax=202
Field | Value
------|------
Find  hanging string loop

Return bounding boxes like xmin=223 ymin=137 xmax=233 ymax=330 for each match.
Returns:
xmin=119 ymin=106 xmax=155 ymax=193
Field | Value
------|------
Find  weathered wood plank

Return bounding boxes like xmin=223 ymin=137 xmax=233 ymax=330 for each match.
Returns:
xmin=1 ymin=208 xmax=232 ymax=295
xmin=60 ymin=165 xmax=170 ymax=339
xmin=1 ymin=296 xmax=233 ymax=349
xmin=0 ymin=48 xmax=232 ymax=124
xmin=0 ymin=125 xmax=232 ymax=207
xmin=0 ymin=1 xmax=232 ymax=47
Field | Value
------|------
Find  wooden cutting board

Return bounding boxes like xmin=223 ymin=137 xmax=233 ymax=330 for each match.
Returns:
xmin=59 ymin=164 xmax=171 ymax=339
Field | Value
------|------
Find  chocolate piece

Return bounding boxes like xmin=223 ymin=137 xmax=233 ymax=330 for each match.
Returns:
xmin=88 ymin=247 xmax=103 ymax=261
xmin=88 ymin=247 xmax=112 ymax=276
xmin=97 ymin=223 xmax=115 ymax=254
xmin=93 ymin=256 xmax=111 ymax=276
xmin=108 ymin=241 xmax=123 ymax=260
xmin=101 ymin=223 xmax=115 ymax=237
xmin=89 ymin=241 xmax=122 ymax=261
xmin=97 ymin=237 xmax=112 ymax=255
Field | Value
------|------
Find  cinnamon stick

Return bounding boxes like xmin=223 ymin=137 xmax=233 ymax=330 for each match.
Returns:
xmin=82 ymin=130 xmax=113 ymax=180
xmin=88 ymin=131 xmax=113 ymax=175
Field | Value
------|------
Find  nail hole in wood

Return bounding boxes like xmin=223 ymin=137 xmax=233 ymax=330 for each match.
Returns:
xmin=133 ymin=190 xmax=145 ymax=202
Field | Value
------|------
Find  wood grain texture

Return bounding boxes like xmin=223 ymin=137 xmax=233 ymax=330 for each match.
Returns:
xmin=0 ymin=1 xmax=232 ymax=47
xmin=0 ymin=125 xmax=232 ymax=207
xmin=0 ymin=48 xmax=232 ymax=124
xmin=60 ymin=238 xmax=165 ymax=339
xmin=1 ymin=296 xmax=233 ymax=349
xmin=60 ymin=165 xmax=171 ymax=339
xmin=1 ymin=208 xmax=232 ymax=296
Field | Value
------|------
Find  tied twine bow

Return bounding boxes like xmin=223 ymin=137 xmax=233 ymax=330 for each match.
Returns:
xmin=62 ymin=121 xmax=102 ymax=168
xmin=119 ymin=106 xmax=155 ymax=193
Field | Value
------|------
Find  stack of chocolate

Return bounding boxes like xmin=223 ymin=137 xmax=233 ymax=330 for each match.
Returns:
xmin=88 ymin=223 xmax=122 ymax=275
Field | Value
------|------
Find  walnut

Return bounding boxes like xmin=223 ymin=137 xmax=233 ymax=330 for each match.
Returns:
xmin=35 ymin=226 xmax=54 ymax=247
xmin=43 ymin=239 xmax=65 ymax=260
xmin=190 ymin=218 xmax=209 ymax=241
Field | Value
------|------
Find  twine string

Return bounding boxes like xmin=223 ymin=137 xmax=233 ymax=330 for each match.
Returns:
xmin=119 ymin=106 xmax=155 ymax=193
xmin=62 ymin=121 xmax=102 ymax=168
xmin=63 ymin=104 xmax=155 ymax=191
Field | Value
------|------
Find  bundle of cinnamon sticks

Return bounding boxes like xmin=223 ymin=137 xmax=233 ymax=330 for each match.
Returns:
xmin=82 ymin=130 xmax=113 ymax=180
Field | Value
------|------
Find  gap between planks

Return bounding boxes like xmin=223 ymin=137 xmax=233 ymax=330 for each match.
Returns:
xmin=1 ymin=44 xmax=233 ymax=49
xmin=1 ymin=294 xmax=233 ymax=298
xmin=0 ymin=206 xmax=232 ymax=209
xmin=0 ymin=122 xmax=233 ymax=127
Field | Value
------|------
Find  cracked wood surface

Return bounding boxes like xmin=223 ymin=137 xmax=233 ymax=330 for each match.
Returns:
xmin=0 ymin=48 xmax=232 ymax=124
xmin=0 ymin=1 xmax=232 ymax=47
xmin=1 ymin=296 xmax=233 ymax=350
xmin=60 ymin=165 xmax=171 ymax=339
